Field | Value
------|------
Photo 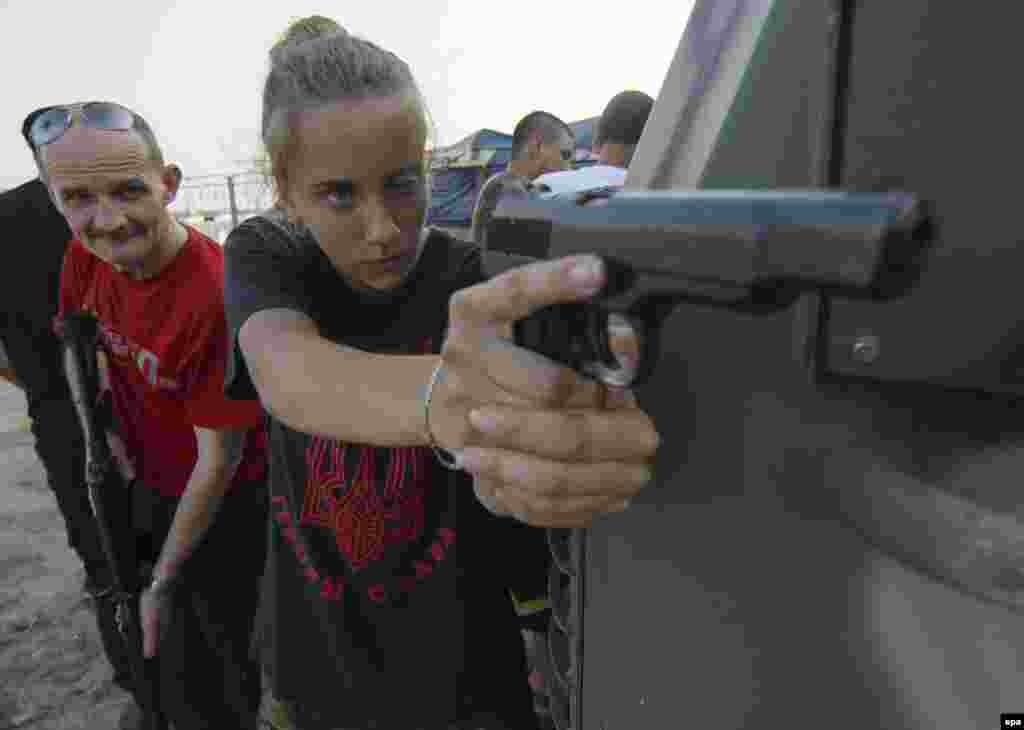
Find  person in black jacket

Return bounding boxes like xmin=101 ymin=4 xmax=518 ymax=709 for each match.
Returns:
xmin=469 ymin=111 xmax=575 ymax=246
xmin=0 ymin=178 xmax=104 ymax=584
xmin=0 ymin=177 xmax=136 ymax=695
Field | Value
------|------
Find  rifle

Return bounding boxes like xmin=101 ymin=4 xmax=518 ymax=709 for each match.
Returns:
xmin=58 ymin=310 xmax=168 ymax=730
xmin=484 ymin=189 xmax=928 ymax=387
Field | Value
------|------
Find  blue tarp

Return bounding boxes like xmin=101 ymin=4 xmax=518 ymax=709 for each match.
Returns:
xmin=570 ymin=117 xmax=599 ymax=151
xmin=428 ymin=165 xmax=489 ymax=227
xmin=473 ymin=129 xmax=513 ymax=150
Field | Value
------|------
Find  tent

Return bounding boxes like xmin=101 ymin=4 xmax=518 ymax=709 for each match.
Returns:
xmin=568 ymin=116 xmax=599 ymax=154
xmin=427 ymin=129 xmax=512 ymax=229
xmin=429 ymin=128 xmax=514 ymax=168
xmin=426 ymin=118 xmax=600 ymax=229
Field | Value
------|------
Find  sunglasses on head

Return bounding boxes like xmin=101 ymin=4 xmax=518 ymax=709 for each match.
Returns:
xmin=21 ymin=101 xmax=137 ymax=153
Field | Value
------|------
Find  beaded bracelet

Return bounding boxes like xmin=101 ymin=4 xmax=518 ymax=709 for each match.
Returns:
xmin=424 ymin=358 xmax=462 ymax=470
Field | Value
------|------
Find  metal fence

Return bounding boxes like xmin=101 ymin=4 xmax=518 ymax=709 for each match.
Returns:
xmin=171 ymin=171 xmax=274 ymax=244
xmin=172 ymin=166 xmax=476 ymax=244
xmin=0 ymin=171 xmax=274 ymax=245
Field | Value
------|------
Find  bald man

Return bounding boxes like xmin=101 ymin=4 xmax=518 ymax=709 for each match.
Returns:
xmin=23 ymin=101 xmax=269 ymax=730
xmin=470 ymin=110 xmax=575 ymax=246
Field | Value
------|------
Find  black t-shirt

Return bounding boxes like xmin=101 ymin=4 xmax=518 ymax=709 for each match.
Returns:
xmin=0 ymin=179 xmax=83 ymax=474
xmin=223 ymin=213 xmax=540 ymax=729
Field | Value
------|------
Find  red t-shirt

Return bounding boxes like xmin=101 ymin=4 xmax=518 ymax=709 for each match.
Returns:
xmin=57 ymin=226 xmax=266 ymax=498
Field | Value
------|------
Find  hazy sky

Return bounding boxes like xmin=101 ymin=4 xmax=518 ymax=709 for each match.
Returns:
xmin=1 ymin=1 xmax=692 ymax=189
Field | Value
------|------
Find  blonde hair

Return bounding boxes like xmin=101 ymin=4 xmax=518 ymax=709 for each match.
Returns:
xmin=261 ymin=16 xmax=432 ymax=201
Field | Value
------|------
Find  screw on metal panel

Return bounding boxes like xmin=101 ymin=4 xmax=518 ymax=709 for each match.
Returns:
xmin=851 ymin=334 xmax=880 ymax=364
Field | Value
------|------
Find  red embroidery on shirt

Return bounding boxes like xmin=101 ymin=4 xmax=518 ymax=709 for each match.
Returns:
xmin=438 ymin=527 xmax=456 ymax=548
xmin=320 ymin=574 xmax=344 ymax=602
xmin=430 ymin=541 xmax=445 ymax=563
xmin=302 ymin=438 xmax=429 ymax=572
xmin=275 ymin=487 xmax=458 ymax=604
xmin=272 ymin=335 xmax=464 ymax=604
xmin=271 ymin=496 xmax=321 ymax=586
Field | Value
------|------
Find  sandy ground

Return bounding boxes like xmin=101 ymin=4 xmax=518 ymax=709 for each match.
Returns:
xmin=0 ymin=382 xmax=138 ymax=729
xmin=0 ymin=375 xmax=540 ymax=730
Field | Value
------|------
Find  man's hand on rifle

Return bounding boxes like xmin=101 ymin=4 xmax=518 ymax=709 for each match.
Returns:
xmin=141 ymin=575 xmax=176 ymax=658
xmin=138 ymin=427 xmax=246 ymax=658
xmin=430 ymin=254 xmax=660 ymax=528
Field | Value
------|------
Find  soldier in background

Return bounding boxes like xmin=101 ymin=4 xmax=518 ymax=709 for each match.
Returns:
xmin=470 ymin=111 xmax=575 ymax=246
xmin=533 ymin=90 xmax=654 ymax=196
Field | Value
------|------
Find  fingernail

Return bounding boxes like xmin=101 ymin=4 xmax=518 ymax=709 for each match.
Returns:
xmin=459 ymin=448 xmax=484 ymax=471
xmin=569 ymin=257 xmax=603 ymax=292
xmin=469 ymin=409 xmax=501 ymax=434
xmin=604 ymin=386 xmax=632 ymax=408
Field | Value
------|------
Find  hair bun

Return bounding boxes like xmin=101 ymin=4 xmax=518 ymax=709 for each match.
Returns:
xmin=270 ymin=16 xmax=347 ymax=64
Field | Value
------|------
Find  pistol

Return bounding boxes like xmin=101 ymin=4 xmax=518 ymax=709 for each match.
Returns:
xmin=483 ymin=189 xmax=927 ymax=387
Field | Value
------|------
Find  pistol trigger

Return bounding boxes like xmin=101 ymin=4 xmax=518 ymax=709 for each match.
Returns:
xmin=596 ymin=256 xmax=636 ymax=300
